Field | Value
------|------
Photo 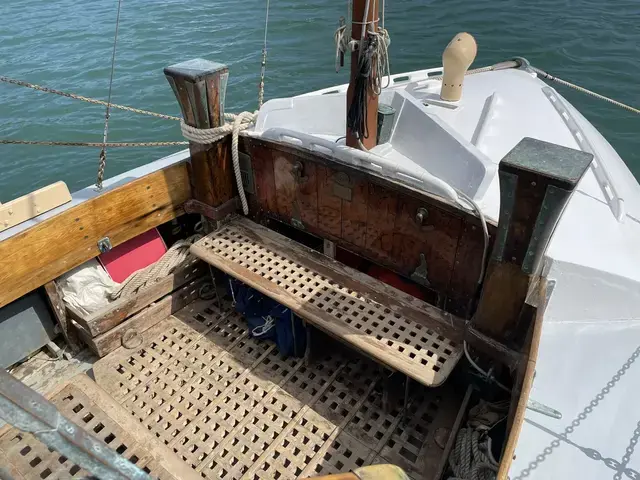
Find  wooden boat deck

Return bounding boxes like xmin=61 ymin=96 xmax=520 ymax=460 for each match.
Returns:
xmin=190 ymin=217 xmax=463 ymax=388
xmin=3 ymin=290 xmax=466 ymax=480
xmin=85 ymin=298 xmax=464 ymax=479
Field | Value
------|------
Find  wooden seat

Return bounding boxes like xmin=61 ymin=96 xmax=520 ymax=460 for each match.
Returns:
xmin=190 ymin=217 xmax=463 ymax=387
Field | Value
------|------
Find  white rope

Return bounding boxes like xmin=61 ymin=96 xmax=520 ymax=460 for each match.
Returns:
xmin=252 ymin=315 xmax=275 ymax=336
xmin=109 ymin=235 xmax=202 ymax=300
xmin=180 ymin=111 xmax=257 ymax=215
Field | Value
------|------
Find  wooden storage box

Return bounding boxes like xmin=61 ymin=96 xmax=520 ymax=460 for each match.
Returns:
xmin=64 ymin=258 xmax=206 ymax=357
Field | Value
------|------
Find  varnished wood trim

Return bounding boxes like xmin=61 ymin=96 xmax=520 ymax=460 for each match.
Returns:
xmin=0 ymin=162 xmax=191 ymax=309
xmin=497 ymin=279 xmax=547 ymax=479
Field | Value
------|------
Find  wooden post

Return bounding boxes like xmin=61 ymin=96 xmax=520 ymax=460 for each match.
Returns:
xmin=165 ymin=59 xmax=234 ymax=207
xmin=473 ymin=137 xmax=593 ymax=339
xmin=346 ymin=0 xmax=379 ymax=150
xmin=43 ymin=281 xmax=81 ymax=353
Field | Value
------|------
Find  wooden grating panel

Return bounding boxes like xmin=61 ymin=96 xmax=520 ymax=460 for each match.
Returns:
xmin=90 ymin=297 xmax=463 ymax=480
xmin=0 ymin=375 xmax=197 ymax=480
xmin=190 ymin=217 xmax=462 ymax=387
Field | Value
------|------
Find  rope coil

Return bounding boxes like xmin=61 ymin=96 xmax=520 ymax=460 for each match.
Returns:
xmin=110 ymin=234 xmax=202 ymax=300
xmin=180 ymin=111 xmax=258 ymax=216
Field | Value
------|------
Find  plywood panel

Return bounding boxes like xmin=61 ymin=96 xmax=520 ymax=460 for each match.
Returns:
xmin=365 ymin=183 xmax=397 ymax=259
xmin=391 ymin=196 xmax=462 ymax=292
xmin=273 ymin=154 xmax=296 ymax=220
xmin=0 ymin=162 xmax=191 ymax=309
xmin=250 ymin=143 xmax=277 ymax=213
xmin=317 ymin=166 xmax=342 ymax=237
xmin=296 ymin=160 xmax=319 ymax=228
xmin=341 ymin=176 xmax=368 ymax=248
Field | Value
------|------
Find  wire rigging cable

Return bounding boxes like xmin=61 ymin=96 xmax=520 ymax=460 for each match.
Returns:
xmin=96 ymin=0 xmax=123 ymax=191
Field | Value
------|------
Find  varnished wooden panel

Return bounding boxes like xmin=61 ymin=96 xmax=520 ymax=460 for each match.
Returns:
xmin=0 ymin=163 xmax=191 ymax=309
xmin=392 ymin=196 xmax=462 ymax=292
xmin=246 ymin=140 xmax=491 ymax=306
xmin=273 ymin=154 xmax=296 ymax=220
xmin=296 ymin=160 xmax=318 ymax=228
xmin=317 ymin=166 xmax=342 ymax=237
xmin=365 ymin=183 xmax=398 ymax=259
xmin=251 ymin=143 xmax=277 ymax=213
xmin=449 ymin=219 xmax=487 ymax=302
xmin=342 ymin=176 xmax=368 ymax=248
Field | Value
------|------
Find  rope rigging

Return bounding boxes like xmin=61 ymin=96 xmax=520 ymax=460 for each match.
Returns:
xmin=347 ymin=34 xmax=377 ymax=142
xmin=96 ymin=0 xmax=123 ymax=191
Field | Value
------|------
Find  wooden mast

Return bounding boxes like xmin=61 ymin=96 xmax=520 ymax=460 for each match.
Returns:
xmin=346 ymin=0 xmax=379 ymax=150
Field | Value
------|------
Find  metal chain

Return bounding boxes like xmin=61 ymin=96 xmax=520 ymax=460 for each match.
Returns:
xmin=0 ymin=76 xmax=181 ymax=121
xmin=0 ymin=140 xmax=188 ymax=147
xmin=96 ymin=0 xmax=123 ymax=191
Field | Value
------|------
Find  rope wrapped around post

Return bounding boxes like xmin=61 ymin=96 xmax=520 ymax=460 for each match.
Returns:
xmin=179 ymin=111 xmax=257 ymax=216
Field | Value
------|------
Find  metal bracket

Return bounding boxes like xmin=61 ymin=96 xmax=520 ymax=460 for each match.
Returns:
xmin=323 ymin=239 xmax=336 ymax=258
xmin=97 ymin=237 xmax=112 ymax=254
xmin=410 ymin=253 xmax=430 ymax=287
xmin=415 ymin=207 xmax=429 ymax=225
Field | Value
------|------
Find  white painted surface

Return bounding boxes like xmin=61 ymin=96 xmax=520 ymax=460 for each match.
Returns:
xmin=256 ymin=64 xmax=640 ymax=479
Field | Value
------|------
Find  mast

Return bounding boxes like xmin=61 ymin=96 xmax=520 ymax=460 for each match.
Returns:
xmin=346 ymin=0 xmax=379 ymax=150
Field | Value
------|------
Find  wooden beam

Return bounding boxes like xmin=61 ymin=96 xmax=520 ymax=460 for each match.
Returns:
xmin=165 ymin=59 xmax=234 ymax=207
xmin=474 ymin=138 xmax=592 ymax=339
xmin=0 ymin=162 xmax=191 ymax=309
xmin=43 ymin=281 xmax=81 ymax=353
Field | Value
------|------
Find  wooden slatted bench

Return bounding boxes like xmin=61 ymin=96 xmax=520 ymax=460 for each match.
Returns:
xmin=190 ymin=217 xmax=465 ymax=387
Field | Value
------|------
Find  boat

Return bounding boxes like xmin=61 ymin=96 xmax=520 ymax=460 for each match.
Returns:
xmin=1 ymin=1 xmax=639 ymax=479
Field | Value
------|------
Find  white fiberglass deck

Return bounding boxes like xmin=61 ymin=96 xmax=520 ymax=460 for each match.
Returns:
xmin=252 ymin=64 xmax=640 ymax=480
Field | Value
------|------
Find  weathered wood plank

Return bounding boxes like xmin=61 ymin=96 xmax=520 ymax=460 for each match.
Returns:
xmin=391 ymin=197 xmax=462 ymax=292
xmin=317 ymin=166 xmax=342 ymax=237
xmin=192 ymin=217 xmax=467 ymax=387
xmin=365 ymin=183 xmax=397 ymax=258
xmin=43 ymin=281 xmax=81 ymax=352
xmin=474 ymin=138 xmax=592 ymax=337
xmin=165 ymin=60 xmax=234 ymax=207
xmin=341 ymin=176 xmax=368 ymax=248
xmin=0 ymin=162 xmax=191 ymax=309
xmin=72 ymin=260 xmax=205 ymax=337
xmin=251 ymin=143 xmax=277 ymax=213
xmin=273 ymin=154 xmax=296 ymax=220
xmin=296 ymin=160 xmax=319 ymax=228
xmin=75 ymin=277 xmax=205 ymax=357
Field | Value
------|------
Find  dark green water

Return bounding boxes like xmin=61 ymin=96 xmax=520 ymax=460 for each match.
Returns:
xmin=1 ymin=0 xmax=639 ymax=202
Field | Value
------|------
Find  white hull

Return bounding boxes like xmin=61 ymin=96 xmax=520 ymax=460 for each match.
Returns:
xmin=253 ymin=65 xmax=640 ymax=479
